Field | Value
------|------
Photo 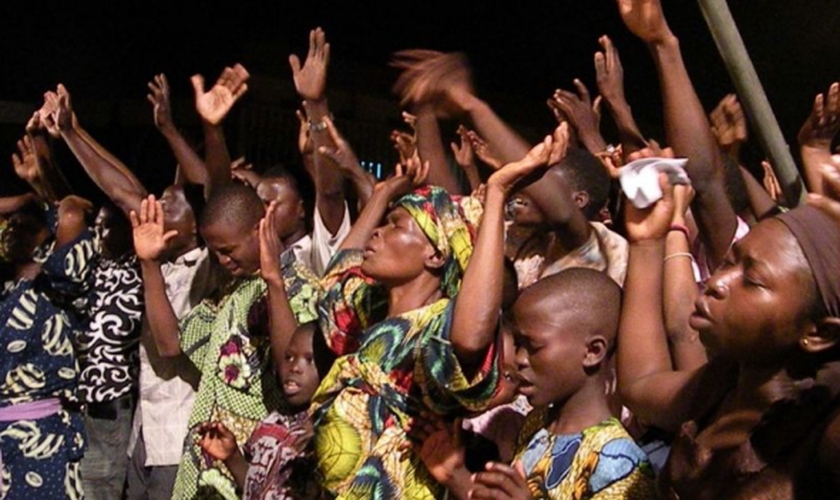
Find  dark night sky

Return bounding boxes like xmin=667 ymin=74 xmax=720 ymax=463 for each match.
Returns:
xmin=2 ymin=1 xmax=839 ymax=197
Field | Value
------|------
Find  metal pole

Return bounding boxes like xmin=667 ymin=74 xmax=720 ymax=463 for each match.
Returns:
xmin=698 ymin=0 xmax=806 ymax=204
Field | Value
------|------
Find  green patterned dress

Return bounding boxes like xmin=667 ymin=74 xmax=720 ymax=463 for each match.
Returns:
xmin=171 ymin=260 xmax=318 ymax=500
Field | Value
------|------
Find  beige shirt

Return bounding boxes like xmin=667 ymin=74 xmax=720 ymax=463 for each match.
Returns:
xmin=286 ymin=204 xmax=351 ymax=277
xmin=127 ymin=247 xmax=218 ymax=466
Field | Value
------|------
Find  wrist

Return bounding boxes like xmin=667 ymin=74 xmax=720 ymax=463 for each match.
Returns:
xmin=801 ymin=141 xmax=832 ymax=152
xmin=668 ymin=223 xmax=690 ymax=239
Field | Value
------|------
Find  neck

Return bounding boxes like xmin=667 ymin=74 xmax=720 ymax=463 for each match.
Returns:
xmin=386 ymin=275 xmax=443 ymax=317
xmin=547 ymin=375 xmax=613 ymax=435
xmin=167 ymin=238 xmax=199 ymax=263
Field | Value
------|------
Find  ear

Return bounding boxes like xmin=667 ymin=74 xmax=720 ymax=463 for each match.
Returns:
xmin=572 ymin=190 xmax=590 ymax=211
xmin=800 ymin=317 xmax=840 ymax=354
xmin=424 ymin=246 xmax=447 ymax=271
xmin=582 ymin=335 xmax=608 ymax=368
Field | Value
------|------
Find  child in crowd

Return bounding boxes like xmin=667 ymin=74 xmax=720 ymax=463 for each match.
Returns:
xmin=414 ymin=269 xmax=655 ymax=499
xmin=198 ymin=322 xmax=334 ymax=499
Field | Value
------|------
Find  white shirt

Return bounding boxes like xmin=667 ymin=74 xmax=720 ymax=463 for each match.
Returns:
xmin=286 ymin=204 xmax=351 ymax=276
xmin=127 ymin=247 xmax=218 ymax=466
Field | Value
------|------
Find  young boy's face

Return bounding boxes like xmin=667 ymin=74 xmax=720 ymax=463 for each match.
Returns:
xmin=280 ymin=326 xmax=320 ymax=411
xmin=201 ymin=219 xmax=260 ymax=278
xmin=512 ymin=296 xmax=586 ymax=408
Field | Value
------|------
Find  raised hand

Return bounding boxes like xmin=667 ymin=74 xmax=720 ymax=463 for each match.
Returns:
xmin=451 ymin=126 xmax=476 ymax=170
xmin=191 ymin=64 xmax=250 ymax=125
xmin=295 ymin=109 xmax=314 ymax=157
xmin=798 ymin=82 xmax=840 ymax=149
xmin=549 ymin=80 xmax=606 ymax=153
xmin=197 ymin=422 xmax=239 ymax=462
xmin=469 ymin=461 xmax=530 ymax=500
xmin=595 ymin=35 xmax=627 ymax=107
xmin=289 ymin=27 xmax=330 ymax=102
xmin=259 ymin=200 xmax=285 ymax=284
xmin=317 ymin=116 xmax=363 ymax=174
xmin=761 ymin=160 xmax=783 ymax=203
xmin=147 ymin=74 xmax=174 ymax=131
xmin=130 ymin=195 xmax=178 ymax=263
xmin=626 ymin=138 xmax=675 ymax=162
xmin=39 ymin=91 xmax=62 ymax=138
xmin=392 ymin=50 xmax=475 ymax=117
xmin=467 ymin=130 xmax=504 ymax=170
xmin=488 ymin=123 xmax=570 ymax=195
xmin=25 ymin=111 xmax=44 ymax=135
xmin=710 ymin=94 xmax=748 ymax=155
xmin=53 ymin=85 xmax=75 ymax=133
xmin=616 ymin=0 xmax=674 ymax=45
xmin=390 ymin=130 xmax=417 ymax=164
xmin=11 ymin=136 xmax=40 ymax=183
xmin=624 ymin=173 xmax=680 ymax=243
xmin=807 ymin=155 xmax=840 ymax=222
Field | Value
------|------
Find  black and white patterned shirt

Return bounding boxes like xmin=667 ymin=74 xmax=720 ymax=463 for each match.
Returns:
xmin=75 ymin=254 xmax=144 ymax=403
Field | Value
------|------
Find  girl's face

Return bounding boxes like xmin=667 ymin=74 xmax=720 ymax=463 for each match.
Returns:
xmin=280 ymin=326 xmax=321 ymax=411
xmin=361 ymin=208 xmax=436 ymax=284
xmin=690 ymin=220 xmax=819 ymax=364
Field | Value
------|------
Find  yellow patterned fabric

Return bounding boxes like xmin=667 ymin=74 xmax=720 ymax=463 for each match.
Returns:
xmin=514 ymin=411 xmax=655 ymax=499
xmin=312 ymin=246 xmax=499 ymax=499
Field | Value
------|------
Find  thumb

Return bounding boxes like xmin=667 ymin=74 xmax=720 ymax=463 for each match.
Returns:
xmin=190 ymin=74 xmax=205 ymax=99
xmin=513 ymin=460 xmax=527 ymax=479
xmin=162 ymin=230 xmax=179 ymax=244
xmin=317 ymin=145 xmax=339 ymax=163
xmin=289 ymin=54 xmax=301 ymax=75
xmin=450 ymin=142 xmax=460 ymax=156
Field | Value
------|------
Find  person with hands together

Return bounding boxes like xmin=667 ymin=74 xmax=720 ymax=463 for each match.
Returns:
xmin=549 ymin=79 xmax=608 ymax=156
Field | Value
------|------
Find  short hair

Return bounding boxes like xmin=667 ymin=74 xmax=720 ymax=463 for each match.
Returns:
xmin=553 ymin=148 xmax=611 ymax=220
xmin=199 ymin=183 xmax=265 ymax=231
xmin=517 ymin=268 xmax=622 ymax=350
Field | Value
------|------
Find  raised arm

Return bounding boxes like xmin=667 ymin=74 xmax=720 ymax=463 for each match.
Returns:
xmin=618 ymin=174 xmax=704 ymax=432
xmin=415 ymin=105 xmax=462 ymax=194
xmin=594 ymin=35 xmax=648 ymax=155
xmin=618 ymin=0 xmax=737 ymax=269
xmin=55 ymin=195 xmax=93 ymax=249
xmin=290 ymin=28 xmax=347 ymax=235
xmin=192 ymin=64 xmax=250 ymax=197
xmin=451 ymin=126 xmax=482 ymax=193
xmin=258 ymin=201 xmax=299 ymax=375
xmin=798 ymin=82 xmax=840 ymax=196
xmin=147 ymin=73 xmax=209 ymax=188
xmin=451 ymin=132 xmax=568 ymax=373
xmin=316 ymin=116 xmax=375 ymax=209
xmin=0 ymin=193 xmax=37 ymax=215
xmin=51 ymin=87 xmax=146 ymax=216
xmin=23 ymin=111 xmax=72 ymax=202
xmin=131 ymin=196 xmax=183 ymax=357
xmin=740 ymin=163 xmax=780 ymax=220
xmin=549 ymin=79 xmax=608 ymax=155
xmin=709 ymin=94 xmax=748 ymax=161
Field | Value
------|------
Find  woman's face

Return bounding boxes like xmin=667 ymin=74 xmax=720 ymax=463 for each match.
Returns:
xmin=690 ymin=220 xmax=819 ymax=363
xmin=361 ymin=208 xmax=435 ymax=284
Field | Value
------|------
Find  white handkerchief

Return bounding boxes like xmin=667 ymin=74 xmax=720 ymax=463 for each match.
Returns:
xmin=619 ymin=157 xmax=691 ymax=209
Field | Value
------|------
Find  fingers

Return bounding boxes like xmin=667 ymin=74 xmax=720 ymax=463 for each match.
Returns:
xmin=827 ymin=82 xmax=840 ymax=119
xmin=323 ymin=116 xmax=342 ymax=145
xmin=573 ymin=78 xmax=591 ymax=103
xmin=289 ymin=54 xmax=302 ymax=76
xmin=471 ymin=461 xmax=527 ymax=499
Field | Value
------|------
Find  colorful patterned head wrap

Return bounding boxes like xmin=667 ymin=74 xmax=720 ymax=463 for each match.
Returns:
xmin=393 ymin=185 xmax=482 ymax=298
xmin=776 ymin=205 xmax=840 ymax=319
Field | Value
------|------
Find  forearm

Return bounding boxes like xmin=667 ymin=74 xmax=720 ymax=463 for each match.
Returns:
xmin=451 ymin=186 xmax=506 ymax=373
xmin=75 ymin=126 xmax=146 ymax=194
xmin=801 ymin=144 xmax=833 ymax=195
xmin=61 ymin=127 xmax=144 ymax=214
xmin=464 ymin=97 xmax=530 ymax=164
xmin=160 ymin=126 xmax=209 ymax=187
xmin=308 ymin=99 xmax=348 ymax=234
xmin=0 ymin=193 xmax=37 ymax=215
xmin=650 ymin=37 xmax=737 ymax=267
xmin=28 ymin=133 xmax=72 ymax=202
xmin=606 ymin=100 xmax=648 ymax=155
xmin=140 ymin=260 xmax=183 ymax=357
xmin=463 ymin=164 xmax=482 ymax=193
xmin=416 ymin=108 xmax=462 ymax=194
xmin=338 ymin=187 xmax=392 ymax=250
xmin=203 ymin=121 xmax=232 ymax=196
xmin=266 ymin=279 xmax=298 ymax=373
xmin=346 ymin=167 xmax=375 ymax=209
xmin=663 ymin=229 xmax=707 ymax=371
xmin=618 ymin=241 xmax=675 ymax=396
xmin=739 ymin=165 xmax=779 ymax=219
xmin=223 ymin=450 xmax=248 ymax=490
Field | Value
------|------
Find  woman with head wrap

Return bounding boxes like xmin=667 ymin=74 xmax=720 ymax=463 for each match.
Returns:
xmin=618 ymin=169 xmax=840 ymax=499
xmin=311 ymin=134 xmax=568 ymax=499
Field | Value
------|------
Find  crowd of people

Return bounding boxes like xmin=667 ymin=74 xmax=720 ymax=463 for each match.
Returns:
xmin=2 ymin=0 xmax=840 ymax=499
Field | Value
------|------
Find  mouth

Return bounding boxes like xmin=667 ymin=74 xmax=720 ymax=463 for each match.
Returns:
xmin=689 ymin=299 xmax=713 ymax=330
xmin=363 ymin=245 xmax=376 ymax=257
xmin=283 ymin=380 xmax=302 ymax=396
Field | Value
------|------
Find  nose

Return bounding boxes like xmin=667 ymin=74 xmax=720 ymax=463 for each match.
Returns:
xmin=514 ymin=345 xmax=529 ymax=371
xmin=704 ymin=268 xmax=734 ymax=299
xmin=217 ymin=254 xmax=232 ymax=266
